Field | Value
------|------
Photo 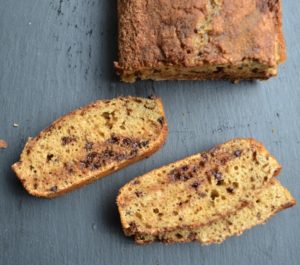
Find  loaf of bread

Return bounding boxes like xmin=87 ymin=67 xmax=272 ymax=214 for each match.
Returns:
xmin=12 ymin=97 xmax=168 ymax=198
xmin=115 ymin=0 xmax=286 ymax=83
xmin=135 ymin=179 xmax=296 ymax=244
xmin=117 ymin=138 xmax=281 ymax=236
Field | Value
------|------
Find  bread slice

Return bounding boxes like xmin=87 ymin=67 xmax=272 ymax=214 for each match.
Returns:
xmin=12 ymin=97 xmax=168 ymax=198
xmin=117 ymin=139 xmax=281 ymax=236
xmin=135 ymin=179 xmax=296 ymax=244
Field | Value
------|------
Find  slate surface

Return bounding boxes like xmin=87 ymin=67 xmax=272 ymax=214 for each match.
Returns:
xmin=0 ymin=1 xmax=299 ymax=265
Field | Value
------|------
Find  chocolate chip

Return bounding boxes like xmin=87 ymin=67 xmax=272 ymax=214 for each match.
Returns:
xmin=103 ymin=149 xmax=115 ymax=158
xmin=226 ymin=187 xmax=234 ymax=193
xmin=256 ymin=212 xmax=261 ymax=220
xmin=50 ymin=186 xmax=58 ymax=192
xmin=116 ymin=153 xmax=126 ymax=161
xmin=227 ymin=220 xmax=233 ymax=226
xmin=234 ymin=150 xmax=242 ymax=157
xmin=175 ymin=233 xmax=183 ymax=239
xmin=191 ymin=181 xmax=200 ymax=189
xmin=126 ymin=108 xmax=133 ymax=116
xmin=181 ymin=165 xmax=189 ymax=171
xmin=213 ymin=171 xmax=222 ymax=182
xmin=188 ymin=232 xmax=197 ymax=241
xmin=101 ymin=112 xmax=110 ymax=119
xmin=201 ymin=153 xmax=208 ymax=160
xmin=199 ymin=161 xmax=205 ymax=167
xmin=153 ymin=208 xmax=159 ymax=214
xmin=138 ymin=140 xmax=149 ymax=148
xmin=253 ymin=151 xmax=258 ymax=162
xmin=80 ymin=152 xmax=98 ymax=168
xmin=64 ymin=162 xmax=74 ymax=174
xmin=132 ymin=180 xmax=140 ymax=185
xmin=128 ymin=222 xmax=137 ymax=233
xmin=85 ymin=141 xmax=94 ymax=151
xmin=109 ymin=135 xmax=119 ymax=144
xmin=135 ymin=191 xmax=143 ymax=197
xmin=214 ymin=66 xmax=224 ymax=73
xmin=129 ymin=149 xmax=138 ymax=157
xmin=122 ymin=138 xmax=132 ymax=146
xmin=46 ymin=154 xmax=54 ymax=162
xmin=157 ymin=117 xmax=164 ymax=126
xmin=61 ymin=136 xmax=76 ymax=145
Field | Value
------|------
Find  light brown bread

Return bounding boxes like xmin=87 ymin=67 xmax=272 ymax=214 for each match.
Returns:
xmin=12 ymin=97 xmax=168 ymax=198
xmin=135 ymin=179 xmax=296 ymax=244
xmin=117 ymin=139 xmax=281 ymax=237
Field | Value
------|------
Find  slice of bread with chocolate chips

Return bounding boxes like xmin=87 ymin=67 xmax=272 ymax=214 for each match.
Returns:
xmin=12 ymin=96 xmax=168 ymax=198
xmin=134 ymin=179 xmax=296 ymax=244
xmin=117 ymin=139 xmax=281 ymax=237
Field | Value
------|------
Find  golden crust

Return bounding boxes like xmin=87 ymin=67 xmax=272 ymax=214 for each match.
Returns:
xmin=115 ymin=0 xmax=286 ymax=82
xmin=12 ymin=97 xmax=168 ymax=198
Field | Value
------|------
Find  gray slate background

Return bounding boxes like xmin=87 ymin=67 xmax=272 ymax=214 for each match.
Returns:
xmin=0 ymin=1 xmax=299 ymax=264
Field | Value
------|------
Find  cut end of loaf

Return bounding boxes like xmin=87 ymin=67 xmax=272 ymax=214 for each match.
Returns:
xmin=117 ymin=138 xmax=282 ymax=237
xmin=12 ymin=96 xmax=168 ymax=198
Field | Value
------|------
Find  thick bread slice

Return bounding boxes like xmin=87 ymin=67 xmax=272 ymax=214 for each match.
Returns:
xmin=135 ymin=179 xmax=296 ymax=244
xmin=12 ymin=97 xmax=168 ymax=198
xmin=117 ymin=139 xmax=281 ymax=236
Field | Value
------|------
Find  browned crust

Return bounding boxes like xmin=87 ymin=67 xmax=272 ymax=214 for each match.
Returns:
xmin=134 ymin=181 xmax=296 ymax=245
xmin=115 ymin=0 xmax=286 ymax=82
xmin=277 ymin=0 xmax=287 ymax=62
xmin=117 ymin=138 xmax=282 ymax=236
xmin=12 ymin=97 xmax=168 ymax=198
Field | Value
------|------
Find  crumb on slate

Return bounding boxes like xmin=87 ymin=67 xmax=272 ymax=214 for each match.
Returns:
xmin=0 ymin=139 xmax=8 ymax=149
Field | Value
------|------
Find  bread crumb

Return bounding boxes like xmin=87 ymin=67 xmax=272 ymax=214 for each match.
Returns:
xmin=13 ymin=123 xmax=19 ymax=127
xmin=0 ymin=139 xmax=8 ymax=149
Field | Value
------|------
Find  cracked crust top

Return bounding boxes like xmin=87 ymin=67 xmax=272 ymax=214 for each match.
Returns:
xmin=115 ymin=0 xmax=285 ymax=75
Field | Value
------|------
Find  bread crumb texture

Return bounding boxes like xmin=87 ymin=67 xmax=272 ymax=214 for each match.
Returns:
xmin=12 ymin=97 xmax=168 ymax=198
xmin=135 ymin=179 xmax=296 ymax=244
xmin=117 ymin=138 xmax=285 ymax=237
xmin=115 ymin=0 xmax=285 ymax=82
